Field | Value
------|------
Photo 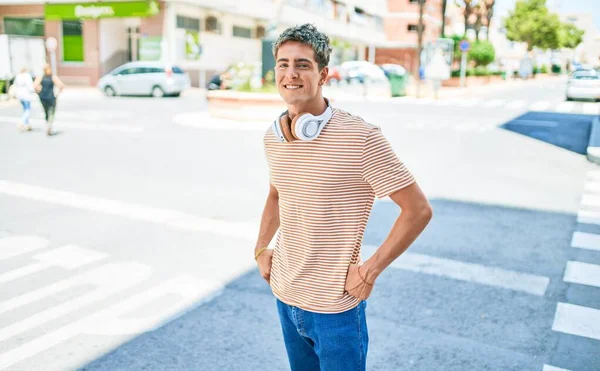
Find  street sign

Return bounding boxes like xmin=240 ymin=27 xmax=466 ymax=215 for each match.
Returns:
xmin=459 ymin=40 xmax=470 ymax=52
xmin=45 ymin=37 xmax=57 ymax=52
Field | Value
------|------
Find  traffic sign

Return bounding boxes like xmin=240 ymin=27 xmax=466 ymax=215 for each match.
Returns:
xmin=45 ymin=37 xmax=57 ymax=52
xmin=459 ymin=40 xmax=470 ymax=52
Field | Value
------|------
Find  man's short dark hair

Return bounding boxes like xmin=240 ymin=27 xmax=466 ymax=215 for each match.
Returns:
xmin=272 ymin=24 xmax=333 ymax=71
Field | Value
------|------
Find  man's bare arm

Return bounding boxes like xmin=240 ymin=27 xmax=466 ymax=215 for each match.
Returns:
xmin=255 ymin=184 xmax=280 ymax=252
xmin=362 ymin=182 xmax=432 ymax=282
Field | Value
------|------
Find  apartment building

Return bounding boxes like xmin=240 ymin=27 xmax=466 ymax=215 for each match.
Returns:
xmin=0 ymin=0 xmax=388 ymax=86
xmin=374 ymin=0 xmax=443 ymax=75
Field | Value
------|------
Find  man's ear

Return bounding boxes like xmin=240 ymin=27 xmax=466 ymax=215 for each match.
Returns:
xmin=320 ymin=66 xmax=329 ymax=85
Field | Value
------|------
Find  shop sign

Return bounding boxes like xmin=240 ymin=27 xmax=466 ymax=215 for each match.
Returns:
xmin=45 ymin=1 xmax=159 ymax=20
xmin=185 ymin=30 xmax=201 ymax=61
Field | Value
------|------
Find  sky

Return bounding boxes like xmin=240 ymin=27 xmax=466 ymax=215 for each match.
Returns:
xmin=494 ymin=0 xmax=600 ymax=30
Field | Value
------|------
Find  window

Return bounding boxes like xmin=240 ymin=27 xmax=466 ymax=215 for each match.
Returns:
xmin=408 ymin=24 xmax=423 ymax=32
xmin=334 ymin=2 xmax=347 ymax=23
xmin=62 ymin=21 xmax=84 ymax=62
xmin=4 ymin=18 xmax=44 ymax=36
xmin=410 ymin=0 xmax=425 ymax=3
xmin=232 ymin=25 xmax=252 ymax=39
xmin=176 ymin=16 xmax=199 ymax=31
xmin=205 ymin=16 xmax=221 ymax=34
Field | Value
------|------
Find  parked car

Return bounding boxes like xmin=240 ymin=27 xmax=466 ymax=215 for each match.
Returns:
xmin=340 ymin=61 xmax=389 ymax=84
xmin=379 ymin=63 xmax=407 ymax=78
xmin=97 ymin=61 xmax=191 ymax=97
xmin=325 ymin=66 xmax=342 ymax=85
xmin=566 ymin=69 xmax=600 ymax=101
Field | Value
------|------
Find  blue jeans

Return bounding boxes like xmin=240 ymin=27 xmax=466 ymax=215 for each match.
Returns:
xmin=20 ymin=100 xmax=31 ymax=125
xmin=276 ymin=299 xmax=369 ymax=371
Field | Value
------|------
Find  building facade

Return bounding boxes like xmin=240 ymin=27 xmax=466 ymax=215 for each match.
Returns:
xmin=375 ymin=0 xmax=443 ymax=75
xmin=0 ymin=0 xmax=388 ymax=86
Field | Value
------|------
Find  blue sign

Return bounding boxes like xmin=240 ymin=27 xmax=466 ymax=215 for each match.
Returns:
xmin=459 ymin=40 xmax=470 ymax=52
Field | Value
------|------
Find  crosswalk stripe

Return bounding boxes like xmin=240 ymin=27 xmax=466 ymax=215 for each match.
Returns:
xmin=577 ymin=209 xmax=600 ymax=225
xmin=588 ymin=170 xmax=600 ymax=181
xmin=555 ymin=102 xmax=575 ymax=113
xmin=564 ymin=261 xmax=600 ymax=288
xmin=481 ymin=99 xmax=505 ymax=108
xmin=582 ymin=102 xmax=599 ymax=115
xmin=529 ymin=101 xmax=551 ymax=111
xmin=0 ymin=236 xmax=48 ymax=260
xmin=505 ymin=100 xmax=527 ymax=109
xmin=0 ymin=262 xmax=152 ymax=343
xmin=0 ymin=117 xmax=143 ymax=133
xmin=361 ymin=246 xmax=550 ymax=296
xmin=581 ymin=194 xmax=600 ymax=208
xmin=543 ymin=365 xmax=571 ymax=371
xmin=552 ymin=302 xmax=600 ymax=341
xmin=457 ymin=99 xmax=481 ymax=107
xmin=584 ymin=181 xmax=600 ymax=193
xmin=571 ymin=231 xmax=600 ymax=252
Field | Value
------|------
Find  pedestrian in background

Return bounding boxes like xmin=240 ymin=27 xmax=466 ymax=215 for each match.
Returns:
xmin=13 ymin=68 xmax=35 ymax=132
xmin=254 ymin=24 xmax=433 ymax=371
xmin=34 ymin=64 xmax=64 ymax=136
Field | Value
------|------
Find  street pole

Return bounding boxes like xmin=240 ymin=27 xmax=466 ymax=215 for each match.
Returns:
xmin=416 ymin=0 xmax=425 ymax=98
xmin=459 ymin=52 xmax=467 ymax=87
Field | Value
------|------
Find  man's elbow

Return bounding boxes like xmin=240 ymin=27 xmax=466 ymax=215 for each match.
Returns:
xmin=418 ymin=201 xmax=433 ymax=224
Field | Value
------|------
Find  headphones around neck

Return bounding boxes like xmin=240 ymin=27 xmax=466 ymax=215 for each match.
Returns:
xmin=271 ymin=98 xmax=333 ymax=143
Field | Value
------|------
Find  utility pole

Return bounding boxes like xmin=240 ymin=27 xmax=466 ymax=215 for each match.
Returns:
xmin=416 ymin=0 xmax=425 ymax=98
xmin=441 ymin=0 xmax=447 ymax=38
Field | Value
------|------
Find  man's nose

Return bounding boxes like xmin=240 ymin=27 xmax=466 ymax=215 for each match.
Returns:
xmin=285 ymin=67 xmax=299 ymax=79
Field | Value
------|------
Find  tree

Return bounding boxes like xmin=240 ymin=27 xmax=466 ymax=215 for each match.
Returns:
xmin=483 ymin=0 xmax=495 ymax=40
xmin=468 ymin=41 xmax=495 ymax=66
xmin=559 ymin=22 xmax=584 ymax=49
xmin=455 ymin=0 xmax=476 ymax=37
xmin=504 ymin=0 xmax=561 ymax=51
xmin=441 ymin=0 xmax=448 ymax=37
xmin=473 ymin=3 xmax=484 ymax=41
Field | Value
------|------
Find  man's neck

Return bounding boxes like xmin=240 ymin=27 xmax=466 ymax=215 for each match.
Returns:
xmin=288 ymin=95 xmax=328 ymax=119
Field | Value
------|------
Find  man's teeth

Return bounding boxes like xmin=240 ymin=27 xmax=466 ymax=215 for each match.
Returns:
xmin=286 ymin=85 xmax=301 ymax=89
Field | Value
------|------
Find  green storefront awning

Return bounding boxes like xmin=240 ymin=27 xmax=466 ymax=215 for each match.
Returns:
xmin=45 ymin=1 xmax=159 ymax=20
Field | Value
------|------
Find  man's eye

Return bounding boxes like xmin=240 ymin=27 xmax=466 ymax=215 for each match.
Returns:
xmin=298 ymin=64 xmax=308 ymax=68
xmin=278 ymin=64 xmax=287 ymax=69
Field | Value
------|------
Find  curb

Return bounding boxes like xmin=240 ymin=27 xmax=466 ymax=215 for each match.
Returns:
xmin=587 ymin=115 xmax=600 ymax=164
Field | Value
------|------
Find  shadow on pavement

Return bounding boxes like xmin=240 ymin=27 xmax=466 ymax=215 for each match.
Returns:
xmin=78 ymin=199 xmax=596 ymax=371
xmin=500 ymin=111 xmax=593 ymax=155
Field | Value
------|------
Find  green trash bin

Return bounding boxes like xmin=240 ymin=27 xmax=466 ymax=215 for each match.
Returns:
xmin=388 ymin=73 xmax=407 ymax=97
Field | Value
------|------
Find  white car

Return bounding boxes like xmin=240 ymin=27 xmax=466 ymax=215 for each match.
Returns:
xmin=97 ymin=61 xmax=191 ymax=97
xmin=566 ymin=69 xmax=600 ymax=101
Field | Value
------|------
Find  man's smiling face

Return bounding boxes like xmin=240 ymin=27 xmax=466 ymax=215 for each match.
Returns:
xmin=275 ymin=41 xmax=328 ymax=107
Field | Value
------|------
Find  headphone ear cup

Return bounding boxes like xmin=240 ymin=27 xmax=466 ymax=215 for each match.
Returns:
xmin=280 ymin=114 xmax=295 ymax=142
xmin=291 ymin=113 xmax=312 ymax=140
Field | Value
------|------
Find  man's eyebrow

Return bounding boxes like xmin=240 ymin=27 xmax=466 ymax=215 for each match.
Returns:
xmin=276 ymin=58 xmax=313 ymax=64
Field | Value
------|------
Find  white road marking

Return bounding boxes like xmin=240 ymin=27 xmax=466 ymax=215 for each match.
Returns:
xmin=0 ymin=262 xmax=152 ymax=343
xmin=0 ymin=117 xmax=143 ymax=133
xmin=0 ymin=180 xmax=256 ymax=240
xmin=582 ymin=102 xmax=599 ymax=115
xmin=571 ymin=231 xmax=600 ymax=252
xmin=0 ymin=245 xmax=107 ymax=284
xmin=555 ymin=101 xmax=575 ymax=113
xmin=543 ymin=365 xmax=571 ymax=371
xmin=481 ymin=99 xmax=505 ymax=108
xmin=0 ymin=275 xmax=222 ymax=370
xmin=581 ymin=194 xmax=600 ymax=207
xmin=457 ymin=99 xmax=481 ymax=107
xmin=564 ymin=261 xmax=600 ymax=288
xmin=529 ymin=101 xmax=551 ymax=111
xmin=577 ymin=209 xmax=600 ymax=225
xmin=505 ymin=100 xmax=527 ymax=110
xmin=0 ymin=236 xmax=48 ymax=260
xmin=172 ymin=112 xmax=268 ymax=131
xmin=584 ymin=181 xmax=600 ymax=193
xmin=552 ymin=302 xmax=600 ymax=341
xmin=362 ymin=246 xmax=549 ymax=296
xmin=588 ymin=170 xmax=600 ymax=181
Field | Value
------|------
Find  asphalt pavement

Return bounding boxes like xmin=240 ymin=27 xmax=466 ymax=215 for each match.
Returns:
xmin=0 ymin=78 xmax=598 ymax=371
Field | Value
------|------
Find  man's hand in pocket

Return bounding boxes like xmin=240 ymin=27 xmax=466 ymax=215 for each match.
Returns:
xmin=345 ymin=264 xmax=374 ymax=300
xmin=256 ymin=249 xmax=274 ymax=284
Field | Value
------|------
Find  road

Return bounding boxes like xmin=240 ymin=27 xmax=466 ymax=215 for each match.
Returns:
xmin=0 ymin=77 xmax=599 ymax=371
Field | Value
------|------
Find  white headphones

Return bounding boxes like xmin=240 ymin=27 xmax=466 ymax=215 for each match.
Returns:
xmin=271 ymin=98 xmax=333 ymax=143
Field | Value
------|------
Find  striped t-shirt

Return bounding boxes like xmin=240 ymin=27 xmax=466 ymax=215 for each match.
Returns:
xmin=264 ymin=108 xmax=415 ymax=313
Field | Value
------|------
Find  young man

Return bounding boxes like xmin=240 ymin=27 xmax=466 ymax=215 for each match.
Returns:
xmin=254 ymin=24 xmax=432 ymax=371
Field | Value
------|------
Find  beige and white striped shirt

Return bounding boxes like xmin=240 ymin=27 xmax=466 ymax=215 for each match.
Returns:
xmin=264 ymin=108 xmax=415 ymax=313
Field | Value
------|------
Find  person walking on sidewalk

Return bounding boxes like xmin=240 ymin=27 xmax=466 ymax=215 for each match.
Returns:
xmin=254 ymin=24 xmax=433 ymax=371
xmin=13 ymin=68 xmax=35 ymax=132
xmin=34 ymin=64 xmax=64 ymax=136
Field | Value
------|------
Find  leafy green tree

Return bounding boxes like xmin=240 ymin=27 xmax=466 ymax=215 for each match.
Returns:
xmin=468 ymin=41 xmax=495 ymax=66
xmin=504 ymin=0 xmax=561 ymax=51
xmin=559 ymin=22 xmax=584 ymax=49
